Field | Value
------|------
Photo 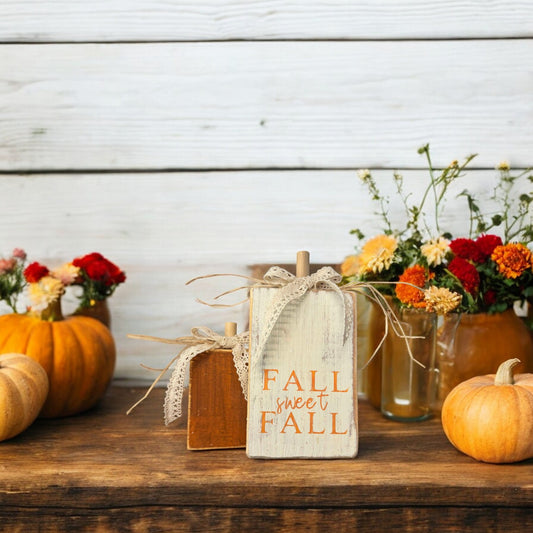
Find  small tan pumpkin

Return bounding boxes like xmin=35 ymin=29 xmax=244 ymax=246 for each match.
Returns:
xmin=0 ymin=353 xmax=49 ymax=441
xmin=441 ymin=358 xmax=533 ymax=463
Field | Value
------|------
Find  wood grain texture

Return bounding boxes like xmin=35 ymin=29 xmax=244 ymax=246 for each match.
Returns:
xmin=247 ymin=288 xmax=357 ymax=458
xmin=1 ymin=40 xmax=532 ymax=170
xmin=1 ymin=1 xmax=532 ymax=41
xmin=188 ymin=348 xmax=247 ymax=449
xmin=0 ymin=386 xmax=531 ymax=532
xmin=0 ymin=168 xmax=522 ymax=380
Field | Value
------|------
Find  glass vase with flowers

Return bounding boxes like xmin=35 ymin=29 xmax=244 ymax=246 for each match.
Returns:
xmin=433 ymin=162 xmax=533 ymax=405
xmin=342 ymin=145 xmax=468 ymax=413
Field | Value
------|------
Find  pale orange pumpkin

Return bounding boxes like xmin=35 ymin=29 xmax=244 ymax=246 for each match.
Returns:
xmin=0 ymin=301 xmax=116 ymax=418
xmin=441 ymin=358 xmax=533 ymax=463
xmin=0 ymin=353 xmax=49 ymax=441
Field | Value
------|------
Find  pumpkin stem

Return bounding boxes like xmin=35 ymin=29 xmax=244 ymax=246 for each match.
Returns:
xmin=29 ymin=298 xmax=64 ymax=322
xmin=494 ymin=358 xmax=521 ymax=385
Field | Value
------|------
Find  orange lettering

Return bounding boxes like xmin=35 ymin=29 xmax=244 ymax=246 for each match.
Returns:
xmin=317 ymin=392 xmax=329 ymax=411
xmin=260 ymin=411 xmax=276 ymax=433
xmin=282 ymin=370 xmax=303 ymax=391
xmin=330 ymin=412 xmax=348 ymax=435
xmin=308 ymin=411 xmax=325 ymax=434
xmin=280 ymin=412 xmax=302 ymax=433
xmin=310 ymin=370 xmax=326 ymax=392
xmin=332 ymin=371 xmax=349 ymax=393
xmin=263 ymin=369 xmax=278 ymax=391
xmin=275 ymin=396 xmax=306 ymax=414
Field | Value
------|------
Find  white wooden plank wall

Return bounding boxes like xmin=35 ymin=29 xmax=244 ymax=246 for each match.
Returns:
xmin=0 ymin=1 xmax=531 ymax=381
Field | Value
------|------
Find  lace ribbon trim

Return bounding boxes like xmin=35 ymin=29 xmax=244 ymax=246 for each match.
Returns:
xmin=251 ymin=266 xmax=353 ymax=365
xmin=127 ymin=326 xmax=249 ymax=425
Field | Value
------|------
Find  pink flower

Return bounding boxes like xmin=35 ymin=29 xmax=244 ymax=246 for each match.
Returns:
xmin=0 ymin=258 xmax=16 ymax=274
xmin=12 ymin=248 xmax=27 ymax=260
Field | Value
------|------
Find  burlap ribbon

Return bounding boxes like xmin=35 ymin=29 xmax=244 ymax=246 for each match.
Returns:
xmin=127 ymin=326 xmax=249 ymax=425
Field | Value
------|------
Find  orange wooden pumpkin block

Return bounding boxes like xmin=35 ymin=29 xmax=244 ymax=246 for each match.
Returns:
xmin=187 ymin=323 xmax=247 ymax=450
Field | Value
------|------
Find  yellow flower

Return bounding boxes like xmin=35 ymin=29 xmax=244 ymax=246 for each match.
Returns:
xmin=424 ymin=286 xmax=462 ymax=315
xmin=358 ymin=235 xmax=398 ymax=275
xmin=497 ymin=160 xmax=510 ymax=171
xmin=28 ymin=276 xmax=65 ymax=311
xmin=340 ymin=255 xmax=360 ymax=277
xmin=421 ymin=237 xmax=450 ymax=267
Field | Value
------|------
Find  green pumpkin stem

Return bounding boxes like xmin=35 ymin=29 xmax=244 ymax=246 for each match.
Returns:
xmin=494 ymin=358 xmax=521 ymax=385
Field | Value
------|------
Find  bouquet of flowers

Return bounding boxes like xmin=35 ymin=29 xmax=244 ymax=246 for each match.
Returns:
xmin=342 ymin=146 xmax=533 ymax=316
xmin=342 ymin=144 xmax=474 ymax=314
xmin=0 ymin=248 xmax=27 ymax=312
xmin=23 ymin=260 xmax=79 ymax=319
xmin=435 ymin=162 xmax=533 ymax=315
xmin=0 ymin=251 xmax=126 ymax=317
xmin=72 ymin=252 xmax=126 ymax=310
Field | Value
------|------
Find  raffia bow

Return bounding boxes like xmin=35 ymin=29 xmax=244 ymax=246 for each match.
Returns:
xmin=189 ymin=268 xmax=424 ymax=369
xmin=127 ymin=326 xmax=249 ymax=425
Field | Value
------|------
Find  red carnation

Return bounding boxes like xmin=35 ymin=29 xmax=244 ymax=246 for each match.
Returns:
xmin=24 ymin=262 xmax=49 ymax=283
xmin=450 ymin=238 xmax=484 ymax=263
xmin=448 ymin=257 xmax=480 ymax=294
xmin=475 ymin=234 xmax=503 ymax=262
xmin=483 ymin=289 xmax=498 ymax=306
xmin=73 ymin=253 xmax=126 ymax=287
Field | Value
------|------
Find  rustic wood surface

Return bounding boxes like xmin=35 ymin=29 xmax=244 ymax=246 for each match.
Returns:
xmin=0 ymin=386 xmax=532 ymax=532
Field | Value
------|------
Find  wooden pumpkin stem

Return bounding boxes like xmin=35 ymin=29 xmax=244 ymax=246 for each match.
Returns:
xmin=296 ymin=250 xmax=310 ymax=278
xmin=494 ymin=358 xmax=521 ymax=385
xmin=225 ymin=322 xmax=237 ymax=336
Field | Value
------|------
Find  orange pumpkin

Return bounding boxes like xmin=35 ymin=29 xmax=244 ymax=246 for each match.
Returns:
xmin=0 ymin=353 xmax=49 ymax=441
xmin=441 ymin=358 xmax=533 ymax=463
xmin=0 ymin=302 xmax=115 ymax=418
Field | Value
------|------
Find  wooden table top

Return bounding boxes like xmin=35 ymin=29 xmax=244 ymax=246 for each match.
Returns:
xmin=1 ymin=385 xmax=532 ymax=532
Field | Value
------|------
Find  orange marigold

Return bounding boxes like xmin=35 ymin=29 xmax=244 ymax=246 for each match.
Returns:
xmin=491 ymin=243 xmax=533 ymax=279
xmin=396 ymin=265 xmax=427 ymax=308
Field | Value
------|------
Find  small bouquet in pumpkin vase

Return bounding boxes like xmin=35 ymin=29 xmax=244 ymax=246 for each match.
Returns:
xmin=434 ymin=162 xmax=533 ymax=403
xmin=0 ymin=259 xmax=116 ymax=418
xmin=71 ymin=252 xmax=126 ymax=328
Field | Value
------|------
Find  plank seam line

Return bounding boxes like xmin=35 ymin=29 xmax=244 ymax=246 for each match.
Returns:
xmin=0 ymin=36 xmax=532 ymax=45
xmin=0 ymin=166 xmax=522 ymax=176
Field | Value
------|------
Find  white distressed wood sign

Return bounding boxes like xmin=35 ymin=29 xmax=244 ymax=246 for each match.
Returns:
xmin=247 ymin=254 xmax=357 ymax=459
